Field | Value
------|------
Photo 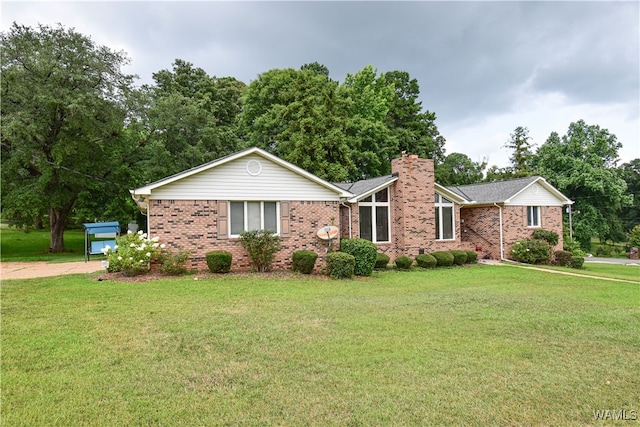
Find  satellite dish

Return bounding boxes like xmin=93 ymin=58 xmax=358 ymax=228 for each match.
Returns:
xmin=317 ymin=226 xmax=339 ymax=240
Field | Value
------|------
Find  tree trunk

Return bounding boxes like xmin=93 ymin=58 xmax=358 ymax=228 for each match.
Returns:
xmin=49 ymin=201 xmax=74 ymax=253
xmin=34 ymin=215 xmax=44 ymax=230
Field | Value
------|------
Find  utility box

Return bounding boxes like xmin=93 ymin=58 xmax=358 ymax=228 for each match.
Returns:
xmin=83 ymin=222 xmax=120 ymax=261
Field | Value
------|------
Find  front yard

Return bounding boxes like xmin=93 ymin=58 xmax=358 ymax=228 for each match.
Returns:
xmin=2 ymin=266 xmax=638 ymax=426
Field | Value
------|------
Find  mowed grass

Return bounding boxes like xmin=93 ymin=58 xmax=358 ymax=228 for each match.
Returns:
xmin=0 ymin=229 xmax=88 ymax=262
xmin=2 ymin=267 xmax=639 ymax=426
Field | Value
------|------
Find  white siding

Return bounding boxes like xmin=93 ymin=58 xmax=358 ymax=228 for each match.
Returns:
xmin=150 ymin=154 xmax=342 ymax=201
xmin=507 ymin=182 xmax=564 ymax=206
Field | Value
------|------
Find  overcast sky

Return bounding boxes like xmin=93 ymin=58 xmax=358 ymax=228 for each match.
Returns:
xmin=3 ymin=1 xmax=638 ymax=168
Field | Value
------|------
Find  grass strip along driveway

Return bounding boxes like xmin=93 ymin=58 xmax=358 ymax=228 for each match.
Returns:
xmin=2 ymin=266 xmax=639 ymax=426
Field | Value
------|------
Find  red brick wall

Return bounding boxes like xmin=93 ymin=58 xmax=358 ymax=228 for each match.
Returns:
xmin=148 ymin=199 xmax=339 ymax=272
xmin=461 ymin=205 xmax=564 ymax=260
xmin=367 ymin=154 xmax=473 ymax=263
xmin=460 ymin=206 xmax=502 ymax=259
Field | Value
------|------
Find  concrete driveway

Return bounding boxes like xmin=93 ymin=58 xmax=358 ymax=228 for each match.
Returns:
xmin=0 ymin=260 xmax=105 ymax=280
xmin=584 ymin=257 xmax=640 ymax=265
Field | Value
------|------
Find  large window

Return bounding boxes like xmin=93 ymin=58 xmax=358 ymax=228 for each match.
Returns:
xmin=359 ymin=188 xmax=390 ymax=243
xmin=527 ymin=206 xmax=540 ymax=227
xmin=435 ymin=194 xmax=455 ymax=240
xmin=230 ymin=201 xmax=278 ymax=236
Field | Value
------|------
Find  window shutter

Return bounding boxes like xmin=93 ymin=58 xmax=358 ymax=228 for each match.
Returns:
xmin=218 ymin=201 xmax=228 ymax=239
xmin=280 ymin=201 xmax=290 ymax=237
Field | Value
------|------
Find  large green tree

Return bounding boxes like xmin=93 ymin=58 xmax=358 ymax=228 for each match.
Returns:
xmin=435 ymin=153 xmax=486 ymax=186
xmin=383 ymin=70 xmax=446 ymax=165
xmin=619 ymin=159 xmax=640 ymax=233
xmin=139 ymin=59 xmax=245 ymax=183
xmin=484 ymin=126 xmax=536 ymax=182
xmin=239 ymin=66 xmax=354 ymax=181
xmin=339 ymin=65 xmax=396 ymax=179
xmin=1 ymin=23 xmax=135 ymax=252
xmin=534 ymin=120 xmax=632 ymax=249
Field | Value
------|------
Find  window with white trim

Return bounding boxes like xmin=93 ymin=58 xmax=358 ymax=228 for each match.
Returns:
xmin=230 ymin=201 xmax=279 ymax=236
xmin=359 ymin=188 xmax=390 ymax=243
xmin=527 ymin=206 xmax=540 ymax=227
xmin=435 ymin=194 xmax=455 ymax=240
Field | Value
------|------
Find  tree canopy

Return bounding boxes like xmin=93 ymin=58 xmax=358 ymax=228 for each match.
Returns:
xmin=534 ymin=120 xmax=632 ymax=249
xmin=1 ymin=23 xmax=136 ymax=251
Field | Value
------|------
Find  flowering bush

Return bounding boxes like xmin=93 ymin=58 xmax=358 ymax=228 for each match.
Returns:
xmin=510 ymin=238 xmax=552 ymax=264
xmin=102 ymin=230 xmax=164 ymax=276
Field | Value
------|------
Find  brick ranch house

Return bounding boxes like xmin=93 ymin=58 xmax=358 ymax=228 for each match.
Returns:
xmin=130 ymin=147 xmax=572 ymax=271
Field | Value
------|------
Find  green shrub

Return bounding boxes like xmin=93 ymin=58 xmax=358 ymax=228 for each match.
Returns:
xmin=532 ymin=229 xmax=559 ymax=246
xmin=292 ymin=250 xmax=318 ymax=274
xmin=510 ymin=239 xmax=552 ymax=264
xmin=464 ymin=250 xmax=478 ymax=263
xmin=375 ymin=252 xmax=390 ymax=269
xmin=629 ymin=225 xmax=640 ymax=248
xmin=340 ymin=238 xmax=377 ymax=276
xmin=563 ymin=237 xmax=585 ymax=257
xmin=239 ymin=230 xmax=280 ymax=272
xmin=570 ymin=256 xmax=584 ymax=269
xmin=395 ymin=255 xmax=413 ymax=270
xmin=552 ymin=250 xmax=573 ymax=267
xmin=103 ymin=230 xmax=163 ymax=276
xmin=206 ymin=250 xmax=232 ymax=273
xmin=160 ymin=249 xmax=192 ymax=275
xmin=415 ymin=253 xmax=436 ymax=269
xmin=326 ymin=251 xmax=355 ymax=279
xmin=430 ymin=251 xmax=454 ymax=267
xmin=449 ymin=250 xmax=468 ymax=265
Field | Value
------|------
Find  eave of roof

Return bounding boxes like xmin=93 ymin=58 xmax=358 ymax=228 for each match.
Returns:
xmin=130 ymin=147 xmax=353 ymax=199
xmin=334 ymin=174 xmax=398 ymax=202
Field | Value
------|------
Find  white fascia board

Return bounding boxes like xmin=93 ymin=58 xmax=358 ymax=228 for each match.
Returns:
xmin=347 ymin=177 xmax=398 ymax=203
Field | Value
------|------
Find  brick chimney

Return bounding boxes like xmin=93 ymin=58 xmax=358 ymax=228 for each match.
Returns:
xmin=390 ymin=153 xmax=436 ymax=257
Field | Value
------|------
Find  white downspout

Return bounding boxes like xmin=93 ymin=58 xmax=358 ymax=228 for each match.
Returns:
xmin=494 ymin=203 xmax=505 ymax=260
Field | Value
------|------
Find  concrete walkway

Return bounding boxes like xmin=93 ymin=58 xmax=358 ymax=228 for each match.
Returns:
xmin=479 ymin=258 xmax=639 ymax=284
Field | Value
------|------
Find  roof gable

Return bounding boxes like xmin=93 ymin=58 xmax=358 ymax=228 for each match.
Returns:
xmin=132 ymin=147 xmax=352 ymax=199
xmin=334 ymin=175 xmax=398 ymax=202
xmin=447 ymin=176 xmax=572 ymax=205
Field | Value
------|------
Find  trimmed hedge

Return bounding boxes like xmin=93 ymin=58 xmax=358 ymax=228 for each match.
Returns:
xmin=570 ymin=256 xmax=584 ymax=269
xmin=326 ymin=251 xmax=355 ymax=279
xmin=430 ymin=251 xmax=454 ymax=267
xmin=553 ymin=250 xmax=573 ymax=267
xmin=375 ymin=252 xmax=390 ymax=269
xmin=292 ymin=250 xmax=318 ymax=274
xmin=449 ymin=250 xmax=468 ymax=266
xmin=464 ymin=250 xmax=478 ymax=263
xmin=206 ymin=250 xmax=232 ymax=273
xmin=415 ymin=253 xmax=437 ymax=269
xmin=395 ymin=255 xmax=413 ymax=270
xmin=340 ymin=238 xmax=377 ymax=276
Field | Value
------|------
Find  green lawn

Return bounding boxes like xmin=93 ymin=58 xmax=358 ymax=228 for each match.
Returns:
xmin=0 ymin=229 xmax=89 ymax=262
xmin=2 ymin=267 xmax=638 ymax=426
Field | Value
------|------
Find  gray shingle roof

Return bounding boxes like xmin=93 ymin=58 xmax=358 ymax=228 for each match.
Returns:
xmin=446 ymin=176 xmax=540 ymax=204
xmin=334 ymin=174 xmax=397 ymax=199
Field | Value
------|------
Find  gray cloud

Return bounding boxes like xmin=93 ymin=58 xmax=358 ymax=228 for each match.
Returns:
xmin=2 ymin=1 xmax=638 ymax=165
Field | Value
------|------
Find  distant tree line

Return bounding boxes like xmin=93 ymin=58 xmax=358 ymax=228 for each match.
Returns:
xmin=1 ymin=23 xmax=637 ymax=253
